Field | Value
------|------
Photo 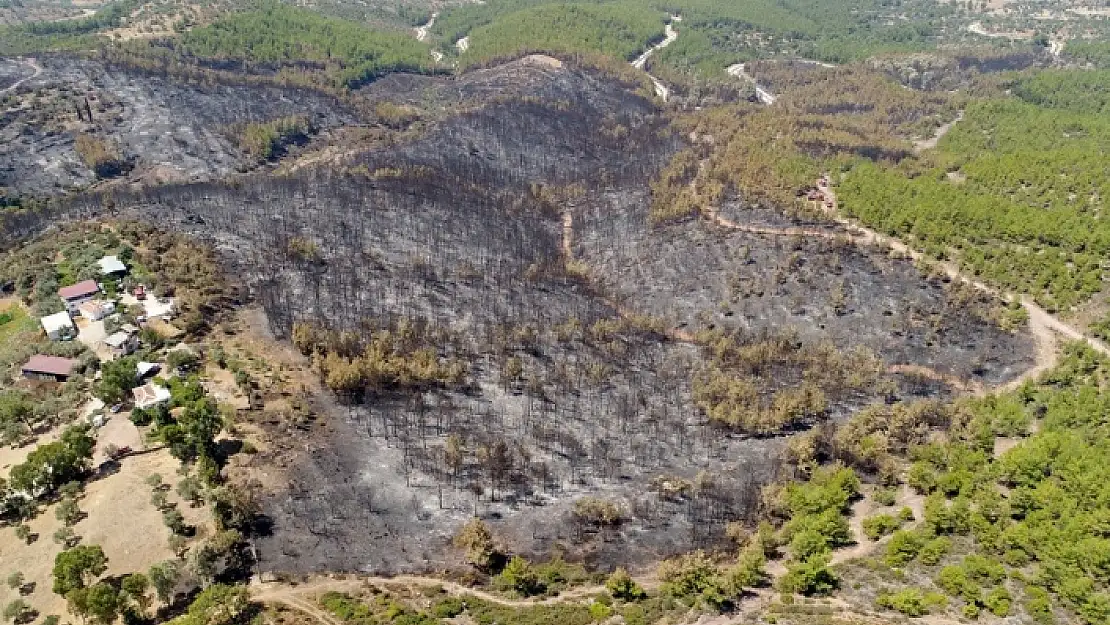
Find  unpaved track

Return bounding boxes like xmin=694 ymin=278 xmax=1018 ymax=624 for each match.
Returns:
xmin=630 ymin=17 xmax=680 ymax=101
xmin=414 ymin=13 xmax=436 ymax=41
xmin=1 ymin=57 xmax=42 ymax=95
xmin=725 ymin=63 xmax=775 ymax=105
xmin=913 ymin=111 xmax=963 ymax=153
xmin=810 ymin=179 xmax=1110 ymax=377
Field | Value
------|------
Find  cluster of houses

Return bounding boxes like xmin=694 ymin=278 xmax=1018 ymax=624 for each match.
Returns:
xmin=21 ymin=255 xmax=173 ymax=407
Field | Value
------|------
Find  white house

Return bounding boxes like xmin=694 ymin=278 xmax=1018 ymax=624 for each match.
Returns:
xmin=97 ymin=256 xmax=128 ymax=276
xmin=132 ymin=383 xmax=171 ymax=410
xmin=41 ymin=311 xmax=76 ymax=341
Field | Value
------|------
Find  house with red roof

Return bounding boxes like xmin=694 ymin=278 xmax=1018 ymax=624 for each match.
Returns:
xmin=22 ymin=355 xmax=79 ymax=382
xmin=58 ymin=280 xmax=100 ymax=314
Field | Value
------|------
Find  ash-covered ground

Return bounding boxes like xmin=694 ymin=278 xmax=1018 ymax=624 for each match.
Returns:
xmin=0 ymin=56 xmax=356 ymax=195
xmin=6 ymin=55 xmax=1036 ymax=575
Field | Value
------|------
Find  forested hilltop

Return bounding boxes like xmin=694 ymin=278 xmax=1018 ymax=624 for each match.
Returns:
xmin=2 ymin=0 xmax=1110 ymax=624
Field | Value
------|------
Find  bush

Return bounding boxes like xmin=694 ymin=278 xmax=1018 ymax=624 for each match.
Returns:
xmin=777 ymin=555 xmax=837 ymax=596
xmin=453 ymin=518 xmax=501 ymax=571
xmin=573 ymin=497 xmax=624 ymax=526
xmin=496 ymin=556 xmax=543 ymax=596
xmin=885 ymin=529 xmax=925 ymax=567
xmin=876 ymin=588 xmax=929 ymax=616
xmin=873 ymin=487 xmax=898 ymax=506
xmin=984 ymin=586 xmax=1012 ymax=617
xmin=74 ymin=135 xmax=128 ymax=178
xmin=861 ymin=514 xmax=901 ymax=540
xmin=918 ymin=536 xmax=951 ymax=566
xmin=606 ymin=568 xmax=646 ymax=601
xmin=431 ymin=597 xmax=464 ymax=618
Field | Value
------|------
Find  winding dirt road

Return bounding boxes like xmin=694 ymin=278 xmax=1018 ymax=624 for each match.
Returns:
xmin=1 ymin=57 xmax=42 ymax=96
xmin=725 ymin=63 xmax=776 ymax=105
xmin=811 ymin=177 xmax=1110 ymax=377
xmin=630 ymin=16 xmax=681 ymax=101
xmin=414 ymin=13 xmax=437 ymax=42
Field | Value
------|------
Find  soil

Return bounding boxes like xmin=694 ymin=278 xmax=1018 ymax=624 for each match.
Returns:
xmin=0 ymin=449 xmax=211 ymax=620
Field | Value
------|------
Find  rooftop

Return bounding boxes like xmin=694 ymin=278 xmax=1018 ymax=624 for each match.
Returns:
xmin=22 ymin=355 xmax=78 ymax=377
xmin=41 ymin=311 xmax=75 ymax=333
xmin=132 ymin=383 xmax=171 ymax=409
xmin=58 ymin=279 xmax=100 ymax=301
xmin=98 ymin=255 xmax=128 ymax=275
xmin=104 ymin=332 xmax=135 ymax=348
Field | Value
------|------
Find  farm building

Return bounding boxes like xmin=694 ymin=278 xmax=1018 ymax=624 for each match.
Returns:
xmin=21 ymin=355 xmax=79 ymax=382
xmin=40 ymin=311 xmax=76 ymax=340
xmin=104 ymin=331 xmax=139 ymax=357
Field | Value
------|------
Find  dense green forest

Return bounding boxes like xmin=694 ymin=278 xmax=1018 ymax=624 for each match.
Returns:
xmin=1066 ymin=40 xmax=1110 ymax=68
xmin=838 ymin=78 xmax=1110 ymax=311
xmin=173 ymin=2 xmax=435 ymax=86
xmin=457 ymin=2 xmax=666 ymax=66
xmin=432 ymin=0 xmax=948 ymax=80
xmin=774 ymin=344 xmax=1110 ymax=622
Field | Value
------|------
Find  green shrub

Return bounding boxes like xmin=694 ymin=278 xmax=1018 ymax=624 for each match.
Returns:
xmin=861 ymin=514 xmax=901 ymax=540
xmin=984 ymin=586 xmax=1012 ymax=617
xmin=873 ymin=487 xmax=898 ymax=507
xmin=876 ymin=588 xmax=929 ymax=616
xmin=918 ymin=536 xmax=951 ymax=566
xmin=431 ymin=597 xmax=463 ymax=618
xmin=885 ymin=529 xmax=924 ymax=567
xmin=606 ymin=568 xmax=646 ymax=601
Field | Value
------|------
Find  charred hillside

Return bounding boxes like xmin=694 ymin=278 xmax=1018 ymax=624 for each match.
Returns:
xmin=13 ymin=56 xmax=1035 ymax=575
xmin=0 ymin=55 xmax=356 ymax=196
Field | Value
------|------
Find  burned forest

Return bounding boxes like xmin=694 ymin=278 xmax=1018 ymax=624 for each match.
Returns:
xmin=1 ymin=52 xmax=1034 ymax=575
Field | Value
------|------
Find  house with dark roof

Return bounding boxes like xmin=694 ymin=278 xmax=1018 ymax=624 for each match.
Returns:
xmin=22 ymin=355 xmax=79 ymax=382
xmin=58 ymin=280 xmax=100 ymax=314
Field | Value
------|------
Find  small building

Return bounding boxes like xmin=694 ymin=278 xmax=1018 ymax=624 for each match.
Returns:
xmin=97 ymin=255 xmax=128 ymax=276
xmin=22 ymin=355 xmax=78 ymax=382
xmin=41 ymin=311 xmax=76 ymax=341
xmin=58 ymin=280 xmax=100 ymax=314
xmin=137 ymin=361 xmax=161 ymax=380
xmin=104 ymin=331 xmax=139 ymax=357
xmin=77 ymin=299 xmax=115 ymax=322
xmin=132 ymin=383 xmax=171 ymax=410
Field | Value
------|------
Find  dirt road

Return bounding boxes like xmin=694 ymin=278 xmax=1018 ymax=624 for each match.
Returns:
xmin=725 ymin=63 xmax=776 ymax=105
xmin=630 ymin=16 xmax=680 ymax=101
xmin=414 ymin=13 xmax=437 ymax=42
xmin=812 ymin=178 xmax=1110 ymax=379
xmin=1 ymin=57 xmax=42 ymax=96
xmin=913 ymin=111 xmax=963 ymax=153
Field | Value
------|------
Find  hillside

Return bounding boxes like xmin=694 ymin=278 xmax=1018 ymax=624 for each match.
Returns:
xmin=0 ymin=1 xmax=1109 ymax=625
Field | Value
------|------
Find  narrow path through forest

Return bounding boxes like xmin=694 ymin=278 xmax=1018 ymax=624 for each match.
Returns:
xmin=913 ymin=111 xmax=963 ymax=153
xmin=1 ymin=57 xmax=42 ymax=95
